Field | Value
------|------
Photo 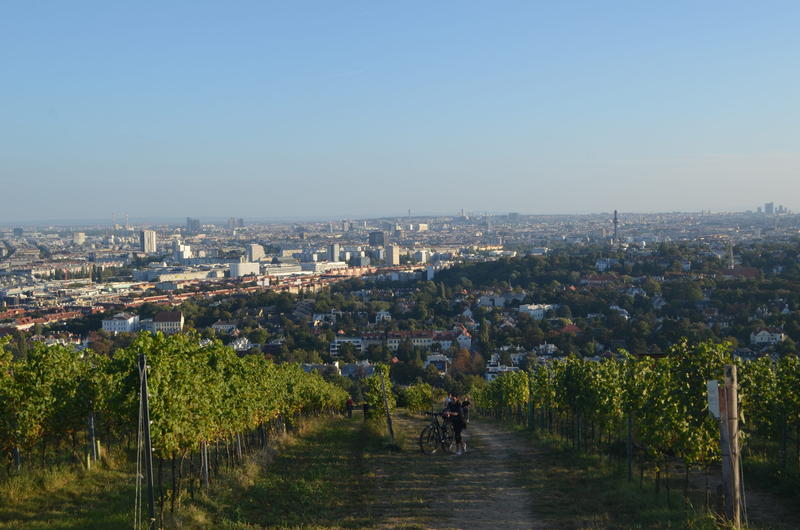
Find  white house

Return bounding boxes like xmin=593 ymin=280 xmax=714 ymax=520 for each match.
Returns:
xmin=595 ymin=258 xmax=619 ymax=272
xmin=375 ymin=310 xmax=392 ymax=323
xmin=101 ymin=313 xmax=139 ymax=333
xmin=152 ymin=311 xmax=184 ymax=335
xmin=230 ymin=336 xmax=255 ymax=352
xmin=518 ymin=303 xmax=556 ymax=320
xmin=479 ymin=295 xmax=506 ymax=308
xmin=485 ymin=363 xmax=520 ymax=381
xmin=329 ymin=337 xmax=364 ymax=356
xmin=609 ymin=305 xmax=631 ymax=320
xmin=424 ymin=353 xmax=451 ymax=374
xmin=312 ymin=312 xmax=338 ymax=325
xmin=211 ymin=320 xmax=238 ymax=334
xmin=455 ymin=329 xmax=472 ymax=350
xmin=750 ymin=328 xmax=786 ymax=346
xmin=534 ymin=343 xmax=559 ymax=356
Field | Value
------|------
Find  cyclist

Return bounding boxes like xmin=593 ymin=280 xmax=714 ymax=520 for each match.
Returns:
xmin=443 ymin=394 xmax=467 ymax=455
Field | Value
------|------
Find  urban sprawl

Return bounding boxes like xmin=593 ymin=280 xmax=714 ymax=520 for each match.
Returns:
xmin=2 ymin=204 xmax=799 ymax=389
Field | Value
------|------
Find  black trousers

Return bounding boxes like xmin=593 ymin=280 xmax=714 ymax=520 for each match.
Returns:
xmin=452 ymin=421 xmax=464 ymax=443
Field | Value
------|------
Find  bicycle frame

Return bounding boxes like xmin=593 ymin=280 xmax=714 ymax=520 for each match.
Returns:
xmin=419 ymin=412 xmax=456 ymax=455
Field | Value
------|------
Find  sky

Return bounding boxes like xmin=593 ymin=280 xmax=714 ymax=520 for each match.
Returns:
xmin=1 ymin=1 xmax=799 ymax=223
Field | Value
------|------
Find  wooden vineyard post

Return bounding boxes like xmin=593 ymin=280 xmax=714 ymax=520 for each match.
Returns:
xmin=626 ymin=413 xmax=633 ymax=482
xmin=380 ymin=370 xmax=395 ymax=441
xmin=725 ymin=365 xmax=742 ymax=529
xmin=711 ymin=365 xmax=741 ymax=528
xmin=527 ymin=399 xmax=534 ymax=431
xmin=201 ymin=441 xmax=210 ymax=491
xmin=87 ymin=406 xmax=98 ymax=465
xmin=139 ymin=353 xmax=157 ymax=530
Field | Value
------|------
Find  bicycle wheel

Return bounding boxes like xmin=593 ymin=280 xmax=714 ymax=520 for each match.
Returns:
xmin=441 ymin=422 xmax=456 ymax=454
xmin=419 ymin=425 xmax=440 ymax=455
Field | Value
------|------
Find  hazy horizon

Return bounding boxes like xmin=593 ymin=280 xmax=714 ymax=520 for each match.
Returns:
xmin=1 ymin=207 xmax=790 ymax=229
xmin=2 ymin=1 xmax=798 ymax=221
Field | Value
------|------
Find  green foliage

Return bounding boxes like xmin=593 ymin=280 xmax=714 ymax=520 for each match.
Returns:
xmin=474 ymin=371 xmax=529 ymax=410
xmin=362 ymin=364 xmax=395 ymax=415
xmin=0 ymin=332 xmax=348 ymax=461
xmin=0 ymin=341 xmax=105 ymax=455
xmin=477 ymin=340 xmax=800 ymax=472
xmin=398 ymin=382 xmax=443 ymax=412
xmin=739 ymin=354 xmax=800 ymax=441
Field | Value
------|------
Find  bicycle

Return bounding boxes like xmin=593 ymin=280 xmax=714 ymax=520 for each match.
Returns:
xmin=419 ymin=412 xmax=456 ymax=455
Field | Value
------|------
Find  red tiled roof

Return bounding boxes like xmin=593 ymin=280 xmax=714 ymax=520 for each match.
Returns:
xmin=154 ymin=311 xmax=183 ymax=322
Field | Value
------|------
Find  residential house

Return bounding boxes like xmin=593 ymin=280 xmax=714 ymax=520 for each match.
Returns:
xmin=212 ymin=320 xmax=238 ymax=334
xmin=518 ymin=303 xmax=556 ymax=320
xmin=750 ymin=328 xmax=786 ymax=346
xmin=152 ymin=311 xmax=184 ymax=335
xmin=375 ymin=310 xmax=392 ymax=323
xmin=102 ymin=312 xmax=140 ymax=333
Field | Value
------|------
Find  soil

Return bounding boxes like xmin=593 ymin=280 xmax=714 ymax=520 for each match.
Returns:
xmin=363 ymin=415 xmax=542 ymax=529
xmin=428 ymin=420 xmax=543 ymax=529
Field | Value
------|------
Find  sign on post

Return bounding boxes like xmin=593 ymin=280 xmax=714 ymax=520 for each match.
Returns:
xmin=707 ymin=380 xmax=720 ymax=419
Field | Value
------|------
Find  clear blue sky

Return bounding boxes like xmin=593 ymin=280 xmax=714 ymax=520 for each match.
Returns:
xmin=1 ymin=1 xmax=798 ymax=222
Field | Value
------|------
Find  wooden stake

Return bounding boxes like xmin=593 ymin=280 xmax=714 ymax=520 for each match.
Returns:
xmin=380 ymin=370 xmax=394 ymax=440
xmin=139 ymin=354 xmax=157 ymax=530
xmin=718 ymin=364 xmax=741 ymax=528
xmin=201 ymin=441 xmax=209 ymax=491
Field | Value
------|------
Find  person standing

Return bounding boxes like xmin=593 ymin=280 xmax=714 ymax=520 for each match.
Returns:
xmin=461 ymin=395 xmax=471 ymax=424
xmin=346 ymin=397 xmax=355 ymax=418
xmin=443 ymin=394 xmax=467 ymax=455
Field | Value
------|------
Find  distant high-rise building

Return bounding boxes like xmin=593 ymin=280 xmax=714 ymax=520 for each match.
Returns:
xmin=227 ymin=217 xmax=245 ymax=230
xmin=328 ymin=243 xmax=340 ymax=262
xmin=369 ymin=231 xmax=385 ymax=247
xmin=72 ymin=232 xmax=86 ymax=245
xmin=342 ymin=220 xmax=352 ymax=232
xmin=230 ymin=262 xmax=261 ymax=278
xmin=387 ymin=245 xmax=401 ymax=266
xmin=12 ymin=227 xmax=23 ymax=237
xmin=369 ymin=247 xmax=385 ymax=261
xmin=764 ymin=202 xmax=775 ymax=215
xmin=247 ymin=243 xmax=265 ymax=262
xmin=186 ymin=217 xmax=201 ymax=234
xmin=140 ymin=230 xmax=157 ymax=254
xmin=173 ymin=240 xmax=191 ymax=261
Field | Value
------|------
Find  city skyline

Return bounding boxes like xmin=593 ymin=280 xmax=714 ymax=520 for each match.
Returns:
xmin=2 ymin=1 xmax=799 ymax=221
xmin=0 ymin=202 xmax=794 ymax=228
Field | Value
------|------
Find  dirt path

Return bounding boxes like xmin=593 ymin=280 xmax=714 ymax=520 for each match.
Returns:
xmin=427 ymin=420 xmax=542 ymax=529
xmin=352 ymin=414 xmax=543 ymax=528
